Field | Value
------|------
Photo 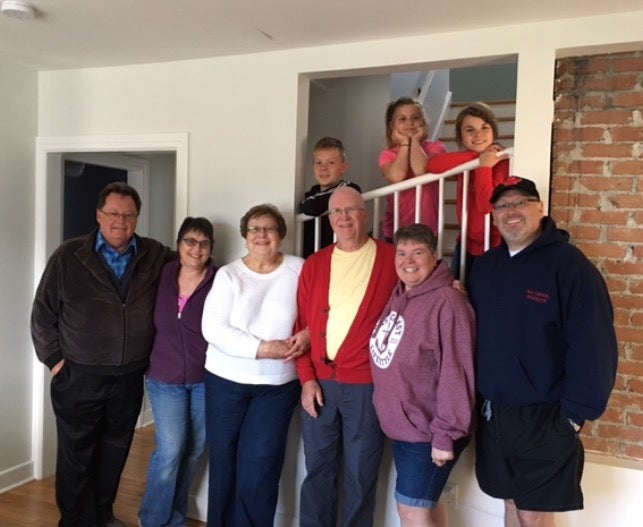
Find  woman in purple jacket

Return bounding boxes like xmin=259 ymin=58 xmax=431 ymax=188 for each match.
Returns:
xmin=139 ymin=217 xmax=217 ymax=527
xmin=369 ymin=224 xmax=475 ymax=527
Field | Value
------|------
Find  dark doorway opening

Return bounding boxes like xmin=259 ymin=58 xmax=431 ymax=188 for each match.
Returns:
xmin=63 ymin=161 xmax=127 ymax=240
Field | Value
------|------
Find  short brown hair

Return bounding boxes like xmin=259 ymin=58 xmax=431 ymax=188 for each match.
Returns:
xmin=239 ymin=204 xmax=287 ymax=240
xmin=96 ymin=182 xmax=141 ymax=213
xmin=454 ymin=102 xmax=499 ymax=149
xmin=393 ymin=223 xmax=437 ymax=253
xmin=313 ymin=136 xmax=346 ymax=160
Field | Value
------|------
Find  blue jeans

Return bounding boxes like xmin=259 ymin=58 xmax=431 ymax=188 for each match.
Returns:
xmin=205 ymin=372 xmax=300 ymax=527
xmin=139 ymin=378 xmax=206 ymax=527
xmin=392 ymin=437 xmax=470 ymax=508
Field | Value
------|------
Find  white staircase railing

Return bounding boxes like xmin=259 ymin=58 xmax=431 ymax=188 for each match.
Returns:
xmin=417 ymin=70 xmax=452 ymax=143
xmin=296 ymin=148 xmax=514 ymax=281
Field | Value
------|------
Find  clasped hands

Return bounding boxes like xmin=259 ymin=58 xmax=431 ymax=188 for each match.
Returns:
xmin=256 ymin=328 xmax=310 ymax=362
xmin=392 ymin=127 xmax=427 ymax=146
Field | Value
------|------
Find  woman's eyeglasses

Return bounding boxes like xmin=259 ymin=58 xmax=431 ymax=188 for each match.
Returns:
xmin=247 ymin=226 xmax=279 ymax=235
xmin=182 ymin=238 xmax=212 ymax=249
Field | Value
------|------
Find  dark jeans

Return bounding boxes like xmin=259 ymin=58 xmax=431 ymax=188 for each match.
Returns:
xmin=204 ymin=372 xmax=300 ymax=527
xmin=50 ymin=363 xmax=144 ymax=527
xmin=299 ymin=380 xmax=384 ymax=527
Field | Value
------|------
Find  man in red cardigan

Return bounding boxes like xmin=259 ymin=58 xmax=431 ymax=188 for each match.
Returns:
xmin=296 ymin=186 xmax=397 ymax=527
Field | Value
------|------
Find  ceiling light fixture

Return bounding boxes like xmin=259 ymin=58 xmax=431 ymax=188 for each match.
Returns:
xmin=0 ymin=0 xmax=35 ymax=19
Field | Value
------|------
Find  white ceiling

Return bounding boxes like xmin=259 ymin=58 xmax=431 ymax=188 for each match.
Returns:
xmin=0 ymin=0 xmax=641 ymax=70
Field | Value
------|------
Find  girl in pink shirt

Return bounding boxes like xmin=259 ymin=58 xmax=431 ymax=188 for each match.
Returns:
xmin=379 ymin=97 xmax=447 ymax=241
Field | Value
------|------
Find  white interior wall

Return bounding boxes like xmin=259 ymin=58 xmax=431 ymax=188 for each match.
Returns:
xmin=37 ymin=11 xmax=643 ymax=262
xmin=307 ymin=74 xmax=390 ymax=193
xmin=38 ymin=56 xmax=302 ymax=261
xmin=12 ymin=7 xmax=641 ymax=525
xmin=141 ymin=152 xmax=176 ymax=246
xmin=0 ymin=55 xmax=37 ymax=491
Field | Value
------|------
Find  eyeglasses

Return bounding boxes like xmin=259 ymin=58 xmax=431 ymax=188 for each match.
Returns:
xmin=100 ymin=209 xmax=138 ymax=222
xmin=247 ymin=226 xmax=279 ymax=235
xmin=182 ymin=237 xmax=212 ymax=249
xmin=328 ymin=206 xmax=365 ymax=217
xmin=492 ymin=198 xmax=540 ymax=212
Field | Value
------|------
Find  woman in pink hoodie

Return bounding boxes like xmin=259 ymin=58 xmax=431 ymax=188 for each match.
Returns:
xmin=369 ymin=224 xmax=476 ymax=527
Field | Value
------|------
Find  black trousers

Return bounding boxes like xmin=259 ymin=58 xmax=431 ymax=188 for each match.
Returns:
xmin=50 ymin=363 xmax=144 ymax=527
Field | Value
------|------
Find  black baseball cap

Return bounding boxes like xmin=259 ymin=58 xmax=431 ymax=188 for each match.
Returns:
xmin=490 ymin=176 xmax=540 ymax=204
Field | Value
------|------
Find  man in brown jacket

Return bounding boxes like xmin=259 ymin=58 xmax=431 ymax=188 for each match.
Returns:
xmin=31 ymin=182 xmax=171 ymax=527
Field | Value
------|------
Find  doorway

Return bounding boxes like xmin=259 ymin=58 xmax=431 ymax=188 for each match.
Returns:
xmin=32 ymin=133 xmax=189 ymax=479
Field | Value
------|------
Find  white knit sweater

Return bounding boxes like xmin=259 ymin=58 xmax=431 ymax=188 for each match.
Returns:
xmin=202 ymin=254 xmax=303 ymax=385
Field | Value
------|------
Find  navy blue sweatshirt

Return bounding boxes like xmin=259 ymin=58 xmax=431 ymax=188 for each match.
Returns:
xmin=468 ymin=216 xmax=617 ymax=424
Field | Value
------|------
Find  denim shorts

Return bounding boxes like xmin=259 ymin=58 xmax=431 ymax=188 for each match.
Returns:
xmin=392 ymin=437 xmax=469 ymax=508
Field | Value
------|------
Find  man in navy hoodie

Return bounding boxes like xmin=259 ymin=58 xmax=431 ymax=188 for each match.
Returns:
xmin=468 ymin=177 xmax=617 ymax=527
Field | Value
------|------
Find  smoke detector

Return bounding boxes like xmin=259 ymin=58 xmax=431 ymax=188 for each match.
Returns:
xmin=0 ymin=1 xmax=35 ymax=19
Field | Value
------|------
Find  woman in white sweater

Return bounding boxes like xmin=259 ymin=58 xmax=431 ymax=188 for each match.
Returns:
xmin=201 ymin=204 xmax=308 ymax=527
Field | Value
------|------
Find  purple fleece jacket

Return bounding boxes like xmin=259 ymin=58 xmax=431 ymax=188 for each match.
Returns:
xmin=146 ymin=259 xmax=216 ymax=384
xmin=369 ymin=260 xmax=476 ymax=451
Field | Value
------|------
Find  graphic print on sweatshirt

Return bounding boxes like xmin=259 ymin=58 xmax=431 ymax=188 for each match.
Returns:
xmin=370 ymin=311 xmax=404 ymax=369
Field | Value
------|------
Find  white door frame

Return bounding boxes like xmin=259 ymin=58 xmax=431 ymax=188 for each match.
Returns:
xmin=32 ymin=133 xmax=189 ymax=479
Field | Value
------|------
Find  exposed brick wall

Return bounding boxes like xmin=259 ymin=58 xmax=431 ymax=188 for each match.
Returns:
xmin=552 ymin=50 xmax=643 ymax=460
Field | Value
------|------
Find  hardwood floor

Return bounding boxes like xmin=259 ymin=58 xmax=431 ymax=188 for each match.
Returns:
xmin=0 ymin=425 xmax=206 ymax=527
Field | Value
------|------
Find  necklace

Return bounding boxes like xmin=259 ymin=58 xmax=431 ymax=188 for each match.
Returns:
xmin=178 ymin=266 xmax=207 ymax=297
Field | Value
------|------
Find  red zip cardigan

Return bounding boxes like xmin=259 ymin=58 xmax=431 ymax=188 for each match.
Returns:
xmin=295 ymin=239 xmax=397 ymax=385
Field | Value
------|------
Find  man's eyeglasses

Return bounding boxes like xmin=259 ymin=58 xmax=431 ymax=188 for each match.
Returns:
xmin=182 ymin=238 xmax=212 ymax=249
xmin=247 ymin=226 xmax=279 ymax=235
xmin=492 ymin=198 xmax=540 ymax=212
xmin=328 ymin=206 xmax=365 ymax=217
xmin=100 ymin=210 xmax=138 ymax=222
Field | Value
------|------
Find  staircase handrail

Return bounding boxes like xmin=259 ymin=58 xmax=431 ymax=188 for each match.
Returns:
xmin=296 ymin=148 xmax=514 ymax=281
xmin=417 ymin=70 xmax=435 ymax=102
xmin=431 ymin=90 xmax=452 ymax=142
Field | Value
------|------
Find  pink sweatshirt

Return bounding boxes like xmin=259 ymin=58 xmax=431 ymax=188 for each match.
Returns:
xmin=379 ymin=140 xmax=447 ymax=239
xmin=369 ymin=260 xmax=476 ymax=451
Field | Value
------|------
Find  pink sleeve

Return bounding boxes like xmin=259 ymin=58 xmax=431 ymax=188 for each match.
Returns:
xmin=430 ymin=296 xmax=476 ymax=451
xmin=423 ymin=140 xmax=448 ymax=156
xmin=378 ymin=148 xmax=397 ymax=168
